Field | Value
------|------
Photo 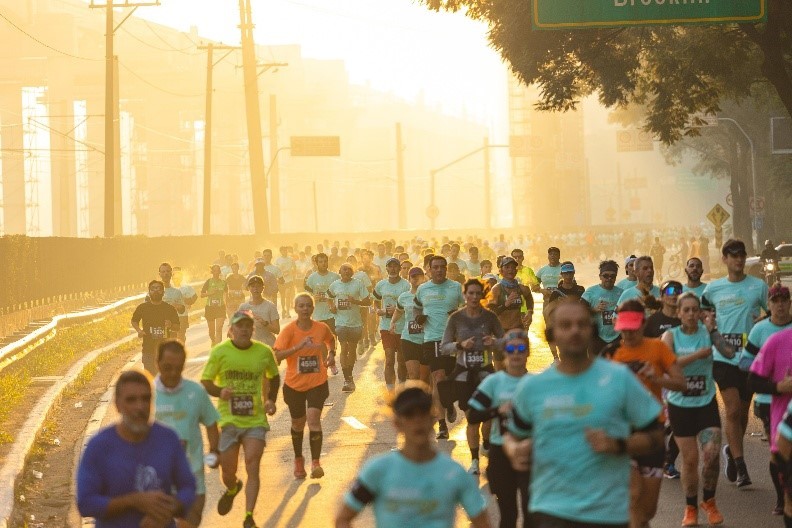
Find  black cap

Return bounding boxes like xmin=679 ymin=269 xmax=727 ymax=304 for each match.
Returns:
xmin=392 ymin=385 xmax=433 ymax=416
xmin=722 ymin=239 xmax=747 ymax=256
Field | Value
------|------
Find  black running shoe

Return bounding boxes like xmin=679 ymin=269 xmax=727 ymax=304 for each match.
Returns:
xmin=217 ymin=479 xmax=243 ymax=516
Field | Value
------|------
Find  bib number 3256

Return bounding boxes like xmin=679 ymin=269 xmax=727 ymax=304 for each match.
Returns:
xmin=231 ymin=395 xmax=254 ymax=416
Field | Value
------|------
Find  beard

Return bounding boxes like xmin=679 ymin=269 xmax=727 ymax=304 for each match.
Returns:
xmin=123 ymin=414 xmax=151 ymax=435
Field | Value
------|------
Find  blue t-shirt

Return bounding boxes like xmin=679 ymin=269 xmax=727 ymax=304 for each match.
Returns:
xmin=466 ymin=260 xmax=482 ymax=278
xmin=536 ymin=265 xmax=562 ymax=290
xmin=702 ymin=276 xmax=768 ymax=366
xmin=77 ymin=423 xmax=196 ymax=528
xmin=581 ymin=285 xmax=623 ymax=343
xmin=747 ymin=318 xmax=792 ymax=405
xmin=328 ymin=278 xmax=370 ymax=328
xmin=344 ymin=451 xmax=486 ymax=527
xmin=616 ymin=278 xmax=637 ymax=292
xmin=468 ymin=370 xmax=527 ymax=445
xmin=374 ymin=278 xmax=411 ymax=332
xmin=397 ymin=291 xmax=424 ymax=345
xmin=414 ymin=279 xmax=464 ymax=342
xmin=683 ymin=283 xmax=707 ymax=298
xmin=617 ymin=284 xmax=660 ymax=306
xmin=508 ymin=358 xmax=661 ymax=525
xmin=666 ymin=325 xmax=715 ymax=408
xmin=305 ymin=271 xmax=341 ymax=321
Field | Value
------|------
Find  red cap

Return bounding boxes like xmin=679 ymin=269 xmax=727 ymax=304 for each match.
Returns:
xmin=615 ymin=311 xmax=644 ymax=331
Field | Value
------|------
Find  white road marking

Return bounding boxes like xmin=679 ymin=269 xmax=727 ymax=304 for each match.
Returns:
xmin=341 ymin=416 xmax=369 ymax=430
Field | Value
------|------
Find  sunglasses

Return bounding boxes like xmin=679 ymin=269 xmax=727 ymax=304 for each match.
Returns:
xmin=601 ymin=273 xmax=617 ymax=280
xmin=505 ymin=344 xmax=527 ymax=354
xmin=662 ymin=286 xmax=683 ymax=296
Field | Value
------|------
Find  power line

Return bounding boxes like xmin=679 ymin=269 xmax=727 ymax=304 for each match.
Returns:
xmin=118 ymin=61 xmax=204 ymax=97
xmin=0 ymin=11 xmax=102 ymax=61
xmin=142 ymin=20 xmax=199 ymax=54
xmin=120 ymin=25 xmax=199 ymax=55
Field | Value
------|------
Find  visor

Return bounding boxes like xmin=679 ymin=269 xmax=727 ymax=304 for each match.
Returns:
xmin=560 ymin=263 xmax=575 ymax=273
xmin=769 ymin=285 xmax=791 ymax=300
xmin=614 ymin=311 xmax=644 ymax=331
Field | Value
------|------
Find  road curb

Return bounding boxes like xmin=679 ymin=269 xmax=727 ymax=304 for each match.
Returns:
xmin=0 ymin=333 xmax=137 ymax=528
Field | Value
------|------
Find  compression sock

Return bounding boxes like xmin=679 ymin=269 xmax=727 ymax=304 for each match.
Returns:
xmin=438 ymin=419 xmax=448 ymax=430
xmin=686 ymin=495 xmax=698 ymax=508
xmin=702 ymin=489 xmax=715 ymax=502
xmin=342 ymin=368 xmax=353 ymax=381
xmin=291 ymin=429 xmax=304 ymax=458
xmin=771 ymin=461 xmax=785 ymax=505
xmin=482 ymin=439 xmax=491 ymax=451
xmin=471 ymin=447 xmax=479 ymax=460
xmin=309 ymin=431 xmax=323 ymax=460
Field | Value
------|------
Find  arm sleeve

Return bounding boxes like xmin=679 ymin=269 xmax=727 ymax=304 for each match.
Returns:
xmin=343 ymin=459 xmax=379 ymax=512
xmin=266 ymin=374 xmax=281 ymax=401
xmin=76 ymin=439 xmax=112 ymax=518
xmin=466 ymin=377 xmax=499 ymax=424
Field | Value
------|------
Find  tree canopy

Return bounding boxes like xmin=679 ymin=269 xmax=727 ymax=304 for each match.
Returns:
xmin=420 ymin=0 xmax=792 ymax=144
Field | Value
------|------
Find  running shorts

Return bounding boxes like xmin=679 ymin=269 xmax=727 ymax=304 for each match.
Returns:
xmin=282 ymin=382 xmax=330 ymax=419
xmin=713 ymin=362 xmax=752 ymax=402
xmin=668 ymin=398 xmax=721 ymax=438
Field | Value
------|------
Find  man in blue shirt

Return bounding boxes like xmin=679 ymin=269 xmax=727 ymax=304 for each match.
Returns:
xmin=503 ymin=299 xmax=664 ymax=528
xmin=77 ymin=370 xmax=195 ymax=528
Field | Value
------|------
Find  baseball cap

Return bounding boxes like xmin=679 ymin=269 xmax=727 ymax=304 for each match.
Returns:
xmin=625 ymin=255 xmax=637 ymax=266
xmin=769 ymin=284 xmax=791 ymax=300
xmin=482 ymin=273 xmax=499 ymax=281
xmin=560 ymin=262 xmax=575 ymax=273
xmin=385 ymin=257 xmax=400 ymax=267
xmin=230 ymin=310 xmax=254 ymax=325
xmin=722 ymin=239 xmax=747 ymax=256
xmin=500 ymin=256 xmax=518 ymax=268
xmin=408 ymin=266 xmax=425 ymax=277
xmin=247 ymin=275 xmax=264 ymax=286
xmin=614 ymin=310 xmax=644 ymax=331
xmin=254 ymin=258 xmax=265 ymax=265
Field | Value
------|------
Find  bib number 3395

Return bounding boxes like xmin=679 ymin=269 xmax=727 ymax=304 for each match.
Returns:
xmin=231 ymin=395 xmax=254 ymax=416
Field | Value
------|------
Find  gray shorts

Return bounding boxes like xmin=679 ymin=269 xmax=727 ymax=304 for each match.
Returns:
xmin=219 ymin=424 xmax=267 ymax=452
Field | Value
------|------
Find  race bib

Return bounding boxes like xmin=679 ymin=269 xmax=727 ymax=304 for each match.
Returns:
xmin=149 ymin=326 xmax=166 ymax=339
xmin=408 ymin=321 xmax=424 ymax=335
xmin=298 ymin=355 xmax=320 ymax=374
xmin=315 ymin=292 xmax=327 ymax=302
xmin=337 ymin=298 xmax=351 ymax=310
xmin=683 ymin=376 xmax=706 ymax=397
xmin=465 ymin=350 xmax=485 ymax=368
xmin=510 ymin=296 xmax=522 ymax=306
xmin=230 ymin=395 xmax=254 ymax=416
xmin=722 ymin=333 xmax=746 ymax=351
xmin=229 ymin=290 xmax=245 ymax=298
xmin=602 ymin=310 xmax=615 ymax=326
xmin=209 ymin=298 xmax=221 ymax=307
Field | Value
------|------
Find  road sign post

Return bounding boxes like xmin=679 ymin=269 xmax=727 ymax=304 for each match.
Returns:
xmin=531 ymin=0 xmax=767 ymax=29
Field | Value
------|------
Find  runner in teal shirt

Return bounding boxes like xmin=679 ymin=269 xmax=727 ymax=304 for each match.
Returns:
xmin=617 ymin=256 xmax=660 ymax=306
xmin=683 ymin=256 xmax=707 ymax=298
xmin=337 ymin=386 xmax=487 ymax=528
xmin=304 ymin=253 xmax=341 ymax=325
xmin=581 ymin=260 xmax=623 ymax=355
xmin=616 ymin=255 xmax=638 ymax=292
xmin=414 ymin=267 xmax=464 ymax=343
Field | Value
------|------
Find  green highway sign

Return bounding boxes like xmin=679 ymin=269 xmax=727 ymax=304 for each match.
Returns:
xmin=532 ymin=0 xmax=767 ymax=30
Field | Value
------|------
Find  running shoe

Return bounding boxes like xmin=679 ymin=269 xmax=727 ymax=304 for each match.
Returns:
xmin=681 ymin=505 xmax=698 ymax=527
xmin=243 ymin=513 xmax=257 ymax=528
xmin=736 ymin=471 xmax=752 ymax=488
xmin=342 ymin=380 xmax=356 ymax=393
xmin=468 ymin=459 xmax=480 ymax=475
xmin=436 ymin=425 xmax=449 ymax=440
xmin=446 ymin=405 xmax=458 ymax=424
xmin=700 ymin=498 xmax=724 ymax=525
xmin=722 ymin=445 xmax=737 ymax=482
xmin=294 ymin=457 xmax=307 ymax=479
xmin=311 ymin=460 xmax=325 ymax=479
xmin=664 ymin=463 xmax=681 ymax=479
xmin=773 ymin=503 xmax=784 ymax=516
xmin=481 ymin=444 xmax=489 ymax=458
xmin=217 ymin=479 xmax=243 ymax=515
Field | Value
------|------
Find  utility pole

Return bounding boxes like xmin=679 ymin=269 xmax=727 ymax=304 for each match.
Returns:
xmin=483 ymin=136 xmax=492 ymax=230
xmin=197 ymin=43 xmax=240 ymax=235
xmin=89 ymin=1 xmax=159 ymax=238
xmin=396 ymin=123 xmax=406 ymax=230
xmin=269 ymin=95 xmax=280 ymax=233
xmin=238 ymin=0 xmax=269 ymax=236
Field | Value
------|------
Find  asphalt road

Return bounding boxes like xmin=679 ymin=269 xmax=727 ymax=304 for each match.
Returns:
xmin=95 ymin=308 xmax=783 ymax=528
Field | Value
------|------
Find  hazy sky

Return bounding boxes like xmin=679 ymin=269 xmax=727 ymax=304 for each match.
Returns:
xmin=134 ymin=0 xmax=509 ymax=135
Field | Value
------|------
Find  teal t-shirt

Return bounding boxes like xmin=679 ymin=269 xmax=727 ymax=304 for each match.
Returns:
xmin=683 ymin=283 xmax=707 ymax=298
xmin=508 ymin=358 xmax=661 ymax=525
xmin=468 ymin=370 xmax=527 ymax=446
xmin=155 ymin=378 xmax=220 ymax=475
xmin=616 ymin=278 xmax=637 ymax=292
xmin=466 ymin=260 xmax=482 ymax=278
xmin=354 ymin=270 xmax=373 ymax=291
xmin=374 ymin=278 xmax=411 ymax=332
xmin=581 ymin=285 xmax=623 ymax=343
xmin=617 ymin=284 xmax=660 ymax=306
xmin=702 ymin=276 xmax=768 ymax=366
xmin=666 ymin=325 xmax=715 ymax=408
xmin=747 ymin=318 xmax=792 ymax=405
xmin=328 ymin=278 xmax=370 ymax=328
xmin=536 ymin=264 xmax=562 ymax=290
xmin=343 ymin=451 xmax=486 ymax=527
xmin=414 ymin=279 xmax=465 ymax=342
xmin=305 ymin=271 xmax=341 ymax=321
xmin=397 ymin=291 xmax=424 ymax=344
xmin=448 ymin=258 xmax=468 ymax=273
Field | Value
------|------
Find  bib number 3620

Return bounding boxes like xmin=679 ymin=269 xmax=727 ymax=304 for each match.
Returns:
xmin=231 ymin=395 xmax=254 ymax=416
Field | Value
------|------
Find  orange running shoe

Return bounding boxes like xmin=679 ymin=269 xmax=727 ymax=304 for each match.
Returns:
xmin=681 ymin=505 xmax=698 ymax=526
xmin=294 ymin=456 xmax=307 ymax=479
xmin=700 ymin=498 xmax=724 ymax=525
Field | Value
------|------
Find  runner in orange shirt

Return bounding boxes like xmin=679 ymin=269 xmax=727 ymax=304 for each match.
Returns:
xmin=273 ymin=293 xmax=336 ymax=480
xmin=611 ymin=299 xmax=685 ymax=528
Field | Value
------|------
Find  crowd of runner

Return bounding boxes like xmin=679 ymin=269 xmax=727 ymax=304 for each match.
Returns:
xmin=75 ymin=233 xmax=792 ymax=528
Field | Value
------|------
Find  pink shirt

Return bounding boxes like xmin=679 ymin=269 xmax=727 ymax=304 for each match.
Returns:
xmin=750 ymin=327 xmax=792 ymax=452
